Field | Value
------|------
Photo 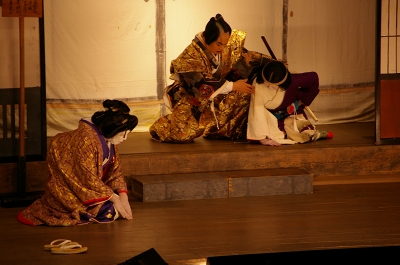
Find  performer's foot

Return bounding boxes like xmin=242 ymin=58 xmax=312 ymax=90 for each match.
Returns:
xmin=311 ymin=130 xmax=334 ymax=141
xmin=259 ymin=138 xmax=281 ymax=146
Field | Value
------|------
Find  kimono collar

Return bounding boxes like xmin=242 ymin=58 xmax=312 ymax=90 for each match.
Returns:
xmin=80 ymin=119 xmax=114 ymax=164
xmin=194 ymin=32 xmax=219 ymax=69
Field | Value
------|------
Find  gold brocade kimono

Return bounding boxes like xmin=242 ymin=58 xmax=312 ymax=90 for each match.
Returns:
xmin=18 ymin=121 xmax=127 ymax=226
xmin=150 ymin=29 xmax=268 ymax=143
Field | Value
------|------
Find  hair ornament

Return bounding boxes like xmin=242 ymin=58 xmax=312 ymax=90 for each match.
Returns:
xmin=95 ymin=112 xmax=106 ymax=119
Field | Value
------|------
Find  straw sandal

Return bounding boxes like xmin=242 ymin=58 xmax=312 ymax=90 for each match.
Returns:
xmin=51 ymin=243 xmax=88 ymax=254
xmin=44 ymin=239 xmax=72 ymax=251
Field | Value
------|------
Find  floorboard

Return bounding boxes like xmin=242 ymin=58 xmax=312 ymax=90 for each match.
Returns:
xmin=1 ymin=182 xmax=400 ymax=265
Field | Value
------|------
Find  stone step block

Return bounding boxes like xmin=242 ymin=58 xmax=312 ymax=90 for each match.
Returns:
xmin=129 ymin=168 xmax=312 ymax=202
xmin=131 ymin=172 xmax=228 ymax=202
xmin=219 ymin=168 xmax=313 ymax=198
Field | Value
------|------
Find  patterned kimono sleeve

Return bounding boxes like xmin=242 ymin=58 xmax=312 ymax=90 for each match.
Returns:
xmin=103 ymin=147 xmax=128 ymax=193
xmin=247 ymin=50 xmax=273 ymax=67
xmin=67 ymin=133 xmax=115 ymax=206
xmin=239 ymin=51 xmax=274 ymax=84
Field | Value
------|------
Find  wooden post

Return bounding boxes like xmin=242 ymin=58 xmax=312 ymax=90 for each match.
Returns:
xmin=1 ymin=0 xmax=43 ymax=206
xmin=19 ymin=16 xmax=25 ymax=158
xmin=18 ymin=15 xmax=27 ymax=198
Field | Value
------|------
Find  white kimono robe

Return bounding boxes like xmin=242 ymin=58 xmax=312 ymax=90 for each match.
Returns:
xmin=247 ymin=81 xmax=297 ymax=144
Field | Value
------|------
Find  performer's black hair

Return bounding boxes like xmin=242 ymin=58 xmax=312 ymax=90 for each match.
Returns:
xmin=203 ymin=14 xmax=232 ymax=45
xmin=91 ymin=99 xmax=138 ymax=139
xmin=256 ymin=60 xmax=291 ymax=90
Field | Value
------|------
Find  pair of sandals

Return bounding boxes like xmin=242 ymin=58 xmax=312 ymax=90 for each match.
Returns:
xmin=44 ymin=239 xmax=88 ymax=254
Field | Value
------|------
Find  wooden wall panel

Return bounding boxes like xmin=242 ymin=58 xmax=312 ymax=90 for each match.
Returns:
xmin=380 ymin=79 xmax=400 ymax=138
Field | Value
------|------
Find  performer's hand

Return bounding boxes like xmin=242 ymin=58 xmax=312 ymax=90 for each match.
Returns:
xmin=110 ymin=194 xmax=133 ymax=220
xmin=259 ymin=138 xmax=281 ymax=146
xmin=119 ymin=192 xmax=133 ymax=220
xmin=233 ymin=79 xmax=255 ymax=94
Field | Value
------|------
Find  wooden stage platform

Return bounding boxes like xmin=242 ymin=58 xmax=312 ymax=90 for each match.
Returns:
xmin=117 ymin=121 xmax=399 ymax=178
xmin=1 ymin=121 xmax=400 ymax=196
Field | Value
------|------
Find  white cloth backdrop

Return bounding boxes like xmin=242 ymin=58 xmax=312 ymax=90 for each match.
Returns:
xmin=0 ymin=17 xmax=39 ymax=88
xmin=0 ymin=0 xmax=376 ymax=137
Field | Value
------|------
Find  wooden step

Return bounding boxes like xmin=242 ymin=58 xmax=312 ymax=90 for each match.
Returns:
xmin=313 ymin=173 xmax=400 ymax=186
xmin=129 ymin=168 xmax=313 ymax=202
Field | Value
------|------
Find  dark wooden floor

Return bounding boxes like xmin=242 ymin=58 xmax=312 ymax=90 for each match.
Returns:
xmin=1 ymin=122 xmax=400 ymax=265
xmin=1 ymin=182 xmax=400 ymax=264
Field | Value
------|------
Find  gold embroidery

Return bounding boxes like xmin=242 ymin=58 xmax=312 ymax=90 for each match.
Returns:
xmin=18 ymin=121 xmax=127 ymax=226
xmin=106 ymin=210 xmax=113 ymax=219
xmin=150 ymin=30 xmax=250 ymax=143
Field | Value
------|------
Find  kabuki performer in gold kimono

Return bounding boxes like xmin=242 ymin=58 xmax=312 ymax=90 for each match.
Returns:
xmin=150 ymin=14 xmax=273 ymax=143
xmin=247 ymin=60 xmax=333 ymax=146
xmin=18 ymin=100 xmax=138 ymax=226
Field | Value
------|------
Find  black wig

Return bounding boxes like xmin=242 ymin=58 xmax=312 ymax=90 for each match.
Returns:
xmin=203 ymin=14 xmax=232 ymax=45
xmin=256 ymin=60 xmax=291 ymax=90
xmin=91 ymin=99 xmax=138 ymax=139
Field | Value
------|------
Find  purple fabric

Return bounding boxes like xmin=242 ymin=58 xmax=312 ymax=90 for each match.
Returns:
xmin=79 ymin=200 xmax=118 ymax=224
xmin=272 ymin=72 xmax=319 ymax=112
xmin=271 ymin=72 xmax=319 ymax=131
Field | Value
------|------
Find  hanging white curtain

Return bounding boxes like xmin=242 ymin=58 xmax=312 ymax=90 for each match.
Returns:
xmin=0 ymin=0 xmax=376 ymax=136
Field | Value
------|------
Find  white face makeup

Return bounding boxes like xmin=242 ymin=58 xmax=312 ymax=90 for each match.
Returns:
xmin=205 ymin=30 xmax=230 ymax=55
xmin=107 ymin=130 xmax=131 ymax=145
